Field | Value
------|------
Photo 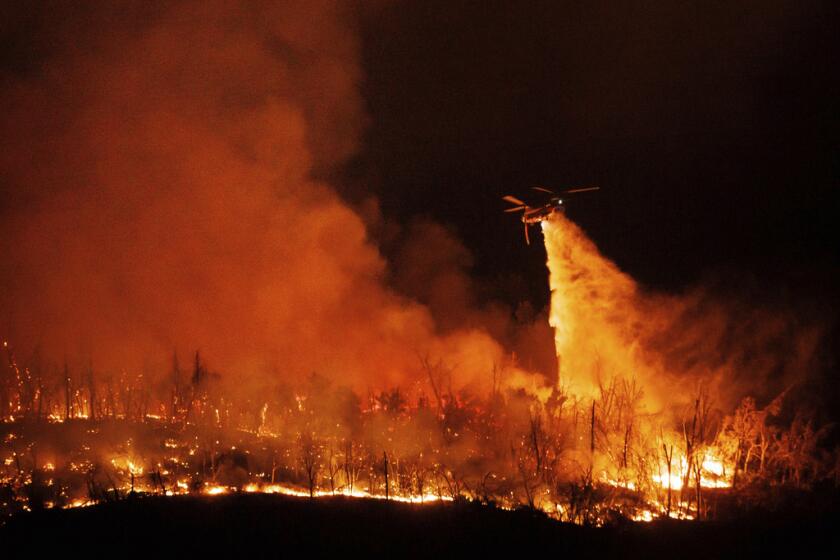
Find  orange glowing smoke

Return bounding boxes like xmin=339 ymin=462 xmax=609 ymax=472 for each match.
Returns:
xmin=0 ymin=2 xmax=536 ymax=398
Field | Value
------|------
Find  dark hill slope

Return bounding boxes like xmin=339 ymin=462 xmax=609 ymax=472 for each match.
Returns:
xmin=1 ymin=494 xmax=837 ymax=558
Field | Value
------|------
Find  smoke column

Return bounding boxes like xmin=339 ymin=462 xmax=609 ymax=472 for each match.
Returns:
xmin=0 ymin=1 xmax=529 ymax=396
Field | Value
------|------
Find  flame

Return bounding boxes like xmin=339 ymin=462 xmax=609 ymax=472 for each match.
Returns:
xmin=702 ymin=456 xmax=724 ymax=477
xmin=205 ymin=485 xmax=228 ymax=495
xmin=110 ymin=457 xmax=144 ymax=477
xmin=633 ymin=510 xmax=654 ymax=522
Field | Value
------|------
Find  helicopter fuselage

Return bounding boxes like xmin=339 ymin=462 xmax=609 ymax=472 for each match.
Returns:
xmin=503 ymin=186 xmax=598 ymax=245
xmin=521 ymin=199 xmax=564 ymax=224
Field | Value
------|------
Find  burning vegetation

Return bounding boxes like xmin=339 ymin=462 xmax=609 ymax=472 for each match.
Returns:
xmin=2 ymin=213 xmax=835 ymax=526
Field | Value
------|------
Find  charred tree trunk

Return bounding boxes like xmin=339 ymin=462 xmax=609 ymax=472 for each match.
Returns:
xmin=383 ymin=451 xmax=389 ymax=500
xmin=63 ymin=362 xmax=72 ymax=420
xmin=86 ymin=363 xmax=96 ymax=421
xmin=623 ymin=423 xmax=632 ymax=471
xmin=681 ymin=398 xmax=700 ymax=516
xmin=662 ymin=441 xmax=674 ymax=517
xmin=170 ymin=351 xmax=181 ymax=423
xmin=343 ymin=440 xmax=354 ymax=494
xmin=694 ymin=462 xmax=703 ymax=520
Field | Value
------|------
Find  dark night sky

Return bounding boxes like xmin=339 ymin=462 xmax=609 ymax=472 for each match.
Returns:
xmin=356 ymin=0 xmax=839 ymax=309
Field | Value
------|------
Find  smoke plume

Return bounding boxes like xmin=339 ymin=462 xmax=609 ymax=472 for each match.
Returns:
xmin=0 ymin=1 xmax=523 ymax=394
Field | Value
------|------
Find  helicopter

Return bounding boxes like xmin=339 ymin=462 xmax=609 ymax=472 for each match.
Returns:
xmin=503 ymin=186 xmax=600 ymax=244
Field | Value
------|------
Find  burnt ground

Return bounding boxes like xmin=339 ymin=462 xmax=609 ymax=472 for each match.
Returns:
xmin=1 ymin=494 xmax=838 ymax=558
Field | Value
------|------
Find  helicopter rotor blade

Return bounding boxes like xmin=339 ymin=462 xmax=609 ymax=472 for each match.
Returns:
xmin=560 ymin=186 xmax=600 ymax=194
xmin=502 ymin=195 xmax=527 ymax=206
xmin=524 ymin=224 xmax=530 ymax=245
xmin=531 ymin=186 xmax=555 ymax=195
xmin=504 ymin=206 xmax=526 ymax=213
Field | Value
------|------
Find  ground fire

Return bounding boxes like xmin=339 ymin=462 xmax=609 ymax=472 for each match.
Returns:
xmin=2 ymin=214 xmax=834 ymax=526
